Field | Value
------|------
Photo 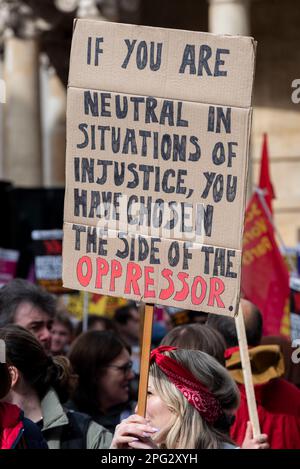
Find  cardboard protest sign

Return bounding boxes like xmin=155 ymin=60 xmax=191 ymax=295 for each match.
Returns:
xmin=63 ymin=20 xmax=256 ymax=316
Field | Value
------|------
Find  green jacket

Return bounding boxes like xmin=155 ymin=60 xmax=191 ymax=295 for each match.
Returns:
xmin=41 ymin=388 xmax=112 ymax=449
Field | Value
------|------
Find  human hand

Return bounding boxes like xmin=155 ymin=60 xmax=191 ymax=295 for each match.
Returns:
xmin=241 ymin=421 xmax=269 ymax=449
xmin=110 ymin=414 xmax=159 ymax=449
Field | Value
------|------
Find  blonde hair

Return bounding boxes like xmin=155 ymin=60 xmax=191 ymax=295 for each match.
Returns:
xmin=149 ymin=349 xmax=239 ymax=449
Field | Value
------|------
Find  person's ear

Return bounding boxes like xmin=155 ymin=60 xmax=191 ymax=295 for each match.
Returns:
xmin=8 ymin=365 xmax=20 ymax=388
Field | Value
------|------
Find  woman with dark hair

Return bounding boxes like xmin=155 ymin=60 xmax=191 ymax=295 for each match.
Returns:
xmin=0 ymin=325 xmax=112 ymax=449
xmin=68 ymin=330 xmax=135 ymax=433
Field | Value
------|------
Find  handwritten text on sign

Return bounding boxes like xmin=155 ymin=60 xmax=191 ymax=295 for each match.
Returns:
xmin=63 ymin=20 xmax=256 ymax=315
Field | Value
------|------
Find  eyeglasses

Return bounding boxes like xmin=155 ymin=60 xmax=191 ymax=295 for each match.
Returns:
xmin=106 ymin=361 xmax=133 ymax=374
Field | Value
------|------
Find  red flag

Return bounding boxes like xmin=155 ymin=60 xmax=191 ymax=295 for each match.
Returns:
xmin=242 ymin=192 xmax=289 ymax=336
xmin=258 ymin=133 xmax=275 ymax=214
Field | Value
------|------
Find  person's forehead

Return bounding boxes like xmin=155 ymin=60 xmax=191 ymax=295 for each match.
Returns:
xmin=14 ymin=301 xmax=51 ymax=323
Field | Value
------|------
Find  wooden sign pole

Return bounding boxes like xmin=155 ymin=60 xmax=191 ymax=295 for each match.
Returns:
xmin=137 ymin=303 xmax=154 ymax=417
xmin=235 ymin=303 xmax=261 ymax=438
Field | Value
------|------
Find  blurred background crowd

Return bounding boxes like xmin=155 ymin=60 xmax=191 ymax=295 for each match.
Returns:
xmin=0 ymin=0 xmax=300 ymax=451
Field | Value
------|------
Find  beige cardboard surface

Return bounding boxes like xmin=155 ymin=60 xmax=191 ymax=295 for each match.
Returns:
xmin=63 ymin=20 xmax=256 ymax=316
xmin=64 ymin=88 xmax=251 ymax=250
xmin=69 ymin=20 xmax=256 ymax=109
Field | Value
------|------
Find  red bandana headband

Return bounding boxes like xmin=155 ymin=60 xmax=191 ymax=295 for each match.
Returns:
xmin=150 ymin=345 xmax=223 ymax=425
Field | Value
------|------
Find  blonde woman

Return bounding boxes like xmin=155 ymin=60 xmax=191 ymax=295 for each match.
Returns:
xmin=111 ymin=346 xmax=240 ymax=449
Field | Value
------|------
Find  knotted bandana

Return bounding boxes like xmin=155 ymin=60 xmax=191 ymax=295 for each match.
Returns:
xmin=150 ymin=345 xmax=223 ymax=425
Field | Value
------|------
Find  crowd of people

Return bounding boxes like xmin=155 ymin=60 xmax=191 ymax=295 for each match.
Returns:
xmin=0 ymin=278 xmax=299 ymax=449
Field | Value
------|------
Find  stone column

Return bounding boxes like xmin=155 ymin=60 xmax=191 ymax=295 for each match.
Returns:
xmin=208 ymin=0 xmax=252 ymax=197
xmin=40 ymin=57 xmax=66 ymax=187
xmin=3 ymin=27 xmax=42 ymax=186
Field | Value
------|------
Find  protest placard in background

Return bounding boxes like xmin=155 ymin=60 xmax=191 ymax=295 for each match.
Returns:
xmin=32 ymin=230 xmax=65 ymax=294
xmin=63 ymin=20 xmax=256 ymax=316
